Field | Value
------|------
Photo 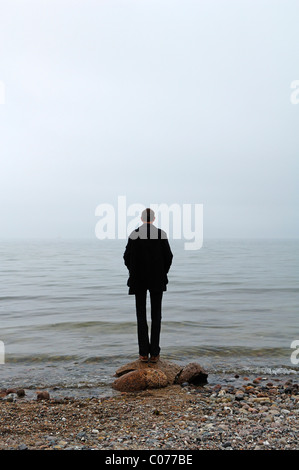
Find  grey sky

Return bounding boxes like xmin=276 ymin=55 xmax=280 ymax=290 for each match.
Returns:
xmin=0 ymin=0 xmax=298 ymax=239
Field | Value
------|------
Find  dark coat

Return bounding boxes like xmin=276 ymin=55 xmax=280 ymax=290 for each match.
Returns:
xmin=123 ymin=223 xmax=173 ymax=294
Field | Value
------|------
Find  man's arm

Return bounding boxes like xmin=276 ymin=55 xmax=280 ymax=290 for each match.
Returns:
xmin=162 ymin=238 xmax=173 ymax=273
xmin=123 ymin=237 xmax=132 ymax=270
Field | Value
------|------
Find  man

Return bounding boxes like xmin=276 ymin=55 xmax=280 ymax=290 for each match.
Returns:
xmin=123 ymin=208 xmax=173 ymax=363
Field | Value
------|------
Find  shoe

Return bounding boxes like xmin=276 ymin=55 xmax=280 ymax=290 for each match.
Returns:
xmin=139 ymin=355 xmax=148 ymax=362
xmin=150 ymin=355 xmax=160 ymax=363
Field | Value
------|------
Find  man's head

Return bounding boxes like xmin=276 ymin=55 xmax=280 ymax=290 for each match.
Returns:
xmin=141 ymin=208 xmax=155 ymax=223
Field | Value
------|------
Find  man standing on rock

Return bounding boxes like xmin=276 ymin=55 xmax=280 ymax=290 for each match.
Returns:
xmin=123 ymin=208 xmax=173 ymax=363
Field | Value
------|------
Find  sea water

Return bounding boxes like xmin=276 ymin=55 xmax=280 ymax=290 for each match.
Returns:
xmin=0 ymin=238 xmax=298 ymax=397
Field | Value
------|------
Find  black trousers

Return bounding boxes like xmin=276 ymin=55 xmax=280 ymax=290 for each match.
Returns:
xmin=135 ymin=290 xmax=163 ymax=357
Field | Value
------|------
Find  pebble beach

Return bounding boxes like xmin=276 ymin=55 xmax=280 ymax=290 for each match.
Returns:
xmin=0 ymin=374 xmax=298 ymax=451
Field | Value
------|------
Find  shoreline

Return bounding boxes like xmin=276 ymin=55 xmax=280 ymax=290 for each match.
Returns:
xmin=0 ymin=373 xmax=298 ymax=450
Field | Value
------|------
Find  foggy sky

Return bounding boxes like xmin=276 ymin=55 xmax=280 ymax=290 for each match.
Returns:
xmin=0 ymin=0 xmax=298 ymax=239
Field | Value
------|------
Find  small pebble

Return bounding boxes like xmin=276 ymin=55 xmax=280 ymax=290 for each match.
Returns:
xmin=36 ymin=391 xmax=50 ymax=400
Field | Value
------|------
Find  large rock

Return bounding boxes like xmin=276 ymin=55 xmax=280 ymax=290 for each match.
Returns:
xmin=112 ymin=368 xmax=168 ymax=392
xmin=114 ymin=358 xmax=182 ymax=386
xmin=112 ymin=358 xmax=208 ymax=392
xmin=175 ymin=362 xmax=208 ymax=385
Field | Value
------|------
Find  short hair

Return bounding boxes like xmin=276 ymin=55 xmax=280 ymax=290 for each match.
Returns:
xmin=141 ymin=208 xmax=155 ymax=223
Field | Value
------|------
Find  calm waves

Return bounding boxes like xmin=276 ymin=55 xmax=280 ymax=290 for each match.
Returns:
xmin=0 ymin=238 xmax=298 ymax=394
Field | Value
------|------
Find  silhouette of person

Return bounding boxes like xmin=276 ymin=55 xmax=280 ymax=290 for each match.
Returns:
xmin=123 ymin=208 xmax=173 ymax=363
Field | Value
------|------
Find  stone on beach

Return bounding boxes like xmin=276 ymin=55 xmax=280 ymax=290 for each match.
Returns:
xmin=36 ymin=391 xmax=50 ymax=400
xmin=113 ymin=358 xmax=208 ymax=392
xmin=112 ymin=368 xmax=168 ymax=392
xmin=115 ymin=358 xmax=182 ymax=385
xmin=0 ymin=388 xmax=26 ymax=398
xmin=175 ymin=362 xmax=208 ymax=385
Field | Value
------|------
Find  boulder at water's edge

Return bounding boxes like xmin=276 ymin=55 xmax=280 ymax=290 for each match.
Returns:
xmin=112 ymin=358 xmax=208 ymax=392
